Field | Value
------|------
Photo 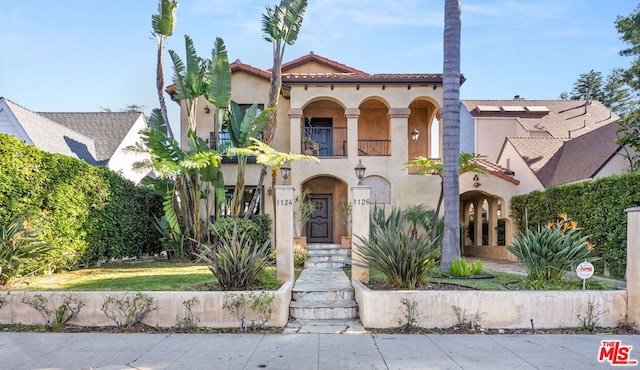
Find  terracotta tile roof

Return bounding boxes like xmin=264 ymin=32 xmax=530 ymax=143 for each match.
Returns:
xmin=462 ymin=99 xmax=618 ymax=139
xmin=280 ymin=51 xmax=368 ymax=75
xmin=282 ymin=72 xmax=449 ymax=84
xmin=39 ymin=111 xmax=143 ymax=165
xmin=230 ymin=59 xmax=271 ymax=80
xmin=476 ymin=159 xmax=520 ymax=185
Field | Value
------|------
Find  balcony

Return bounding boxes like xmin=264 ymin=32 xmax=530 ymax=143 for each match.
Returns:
xmin=210 ymin=131 xmax=258 ymax=163
xmin=301 ymin=127 xmax=347 ymax=157
xmin=358 ymin=140 xmax=391 ymax=156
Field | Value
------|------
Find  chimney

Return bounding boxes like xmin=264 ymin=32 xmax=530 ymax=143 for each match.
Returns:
xmin=514 ymin=95 xmax=523 ymax=100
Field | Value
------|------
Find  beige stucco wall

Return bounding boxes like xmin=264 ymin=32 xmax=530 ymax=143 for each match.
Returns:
xmin=475 ymin=118 xmax=519 ymax=162
xmin=0 ymin=282 xmax=292 ymax=328
xmin=354 ymin=281 xmax=627 ymax=329
xmin=596 ymin=147 xmax=636 ymax=177
xmin=497 ymin=141 xmax=544 ymax=194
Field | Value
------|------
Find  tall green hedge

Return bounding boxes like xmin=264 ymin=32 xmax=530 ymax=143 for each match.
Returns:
xmin=511 ymin=171 xmax=640 ymax=278
xmin=0 ymin=133 xmax=162 ymax=275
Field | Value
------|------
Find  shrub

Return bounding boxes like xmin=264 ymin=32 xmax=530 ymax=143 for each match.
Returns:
xmin=21 ymin=293 xmax=86 ymax=331
xmin=449 ymin=257 xmax=483 ymax=277
xmin=511 ymin=171 xmax=640 ymax=277
xmin=212 ymin=215 xmax=271 ymax=249
xmin=507 ymin=214 xmax=597 ymax=283
xmin=355 ymin=208 xmax=439 ymax=290
xmin=0 ymin=134 xmax=162 ymax=275
xmin=196 ymin=222 xmax=270 ymax=290
xmin=0 ymin=217 xmax=52 ymax=285
xmin=101 ymin=292 xmax=158 ymax=331
xmin=293 ymin=244 xmax=308 ymax=266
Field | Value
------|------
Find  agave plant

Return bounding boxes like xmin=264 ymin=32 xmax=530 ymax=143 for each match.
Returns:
xmin=196 ymin=222 xmax=270 ymax=291
xmin=0 ymin=217 xmax=52 ymax=285
xmin=507 ymin=214 xmax=597 ymax=283
xmin=354 ymin=208 xmax=440 ymax=290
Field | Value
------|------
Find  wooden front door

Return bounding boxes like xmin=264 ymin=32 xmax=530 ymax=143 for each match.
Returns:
xmin=306 ymin=194 xmax=332 ymax=243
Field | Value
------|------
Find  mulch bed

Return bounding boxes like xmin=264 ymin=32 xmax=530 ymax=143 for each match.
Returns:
xmin=369 ymin=324 xmax=640 ymax=335
xmin=365 ymin=281 xmax=478 ymax=291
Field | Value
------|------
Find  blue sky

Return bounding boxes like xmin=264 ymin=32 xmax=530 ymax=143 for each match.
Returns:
xmin=1 ymin=0 xmax=638 ymax=135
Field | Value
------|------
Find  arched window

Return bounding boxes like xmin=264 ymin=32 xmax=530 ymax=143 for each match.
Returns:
xmin=362 ymin=175 xmax=391 ymax=204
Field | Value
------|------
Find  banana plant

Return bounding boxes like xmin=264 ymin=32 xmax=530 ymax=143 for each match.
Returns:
xmin=227 ymin=103 xmax=275 ymax=217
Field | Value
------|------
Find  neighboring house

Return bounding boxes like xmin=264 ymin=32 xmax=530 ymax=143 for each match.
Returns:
xmin=171 ymin=53 xmax=626 ymax=261
xmin=0 ymin=97 xmax=149 ymax=183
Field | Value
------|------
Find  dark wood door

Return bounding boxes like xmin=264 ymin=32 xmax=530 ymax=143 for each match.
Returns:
xmin=307 ymin=194 xmax=332 ymax=243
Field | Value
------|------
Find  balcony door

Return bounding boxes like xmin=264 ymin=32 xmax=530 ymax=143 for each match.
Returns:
xmin=306 ymin=118 xmax=333 ymax=156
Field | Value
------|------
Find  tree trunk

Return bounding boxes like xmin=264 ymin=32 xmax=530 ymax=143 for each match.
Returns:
xmin=441 ymin=0 xmax=462 ymax=272
xmin=431 ymin=179 xmax=444 ymax=241
xmin=156 ymin=37 xmax=174 ymax=138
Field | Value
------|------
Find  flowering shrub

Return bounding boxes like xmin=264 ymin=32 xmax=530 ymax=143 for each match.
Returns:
xmin=507 ymin=214 xmax=597 ymax=283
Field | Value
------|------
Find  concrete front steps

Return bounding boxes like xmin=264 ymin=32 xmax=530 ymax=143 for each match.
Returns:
xmin=303 ymin=243 xmax=351 ymax=269
xmin=286 ymin=252 xmax=365 ymax=334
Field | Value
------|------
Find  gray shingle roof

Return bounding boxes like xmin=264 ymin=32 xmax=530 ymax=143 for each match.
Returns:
xmin=2 ymin=98 xmax=97 ymax=164
xmin=39 ymin=112 xmax=142 ymax=165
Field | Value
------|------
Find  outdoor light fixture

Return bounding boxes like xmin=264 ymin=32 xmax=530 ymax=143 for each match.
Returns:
xmin=411 ymin=128 xmax=420 ymax=142
xmin=267 ymin=187 xmax=273 ymax=196
xmin=280 ymin=162 xmax=291 ymax=184
xmin=354 ymin=160 xmax=366 ymax=185
xmin=473 ymin=174 xmax=481 ymax=188
xmin=204 ymin=106 xmax=211 ymax=114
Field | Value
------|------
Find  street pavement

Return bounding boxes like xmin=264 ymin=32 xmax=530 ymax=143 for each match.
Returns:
xmin=1 ymin=332 xmax=638 ymax=369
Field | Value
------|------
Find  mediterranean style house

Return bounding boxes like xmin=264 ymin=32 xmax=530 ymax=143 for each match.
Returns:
xmin=0 ymin=97 xmax=150 ymax=183
xmin=172 ymin=52 xmax=627 ymax=260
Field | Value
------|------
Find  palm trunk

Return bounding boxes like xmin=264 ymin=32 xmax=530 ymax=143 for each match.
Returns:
xmin=431 ymin=180 xmax=444 ymax=241
xmin=156 ymin=37 xmax=174 ymax=138
xmin=441 ymin=0 xmax=462 ymax=272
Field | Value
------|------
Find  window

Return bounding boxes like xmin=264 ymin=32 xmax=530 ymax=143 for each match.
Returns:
xmin=219 ymin=186 xmax=263 ymax=217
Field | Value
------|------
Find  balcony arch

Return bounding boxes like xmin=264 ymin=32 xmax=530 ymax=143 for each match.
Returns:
xmin=358 ymin=98 xmax=391 ymax=157
xmin=301 ymin=99 xmax=348 ymax=157
xmin=408 ymin=98 xmax=441 ymax=167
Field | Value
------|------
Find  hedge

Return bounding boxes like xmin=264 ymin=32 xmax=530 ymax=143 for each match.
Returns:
xmin=511 ymin=171 xmax=640 ymax=278
xmin=0 ymin=133 xmax=162 ymax=275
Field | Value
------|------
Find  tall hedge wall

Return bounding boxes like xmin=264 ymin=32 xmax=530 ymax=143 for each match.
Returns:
xmin=0 ymin=133 xmax=162 ymax=274
xmin=511 ymin=171 xmax=640 ymax=278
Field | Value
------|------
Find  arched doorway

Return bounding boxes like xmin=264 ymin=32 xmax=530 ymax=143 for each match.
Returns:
xmin=301 ymin=175 xmax=348 ymax=244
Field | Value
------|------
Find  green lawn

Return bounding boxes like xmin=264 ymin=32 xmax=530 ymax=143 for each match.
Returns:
xmin=14 ymin=261 xmax=295 ymax=291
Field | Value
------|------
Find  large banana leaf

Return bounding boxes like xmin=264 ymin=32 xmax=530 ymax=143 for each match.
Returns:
xmin=207 ymin=37 xmax=231 ymax=109
xmin=151 ymin=0 xmax=177 ymax=37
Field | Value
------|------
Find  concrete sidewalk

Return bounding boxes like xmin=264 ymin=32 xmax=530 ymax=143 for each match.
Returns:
xmin=1 ymin=332 xmax=638 ymax=369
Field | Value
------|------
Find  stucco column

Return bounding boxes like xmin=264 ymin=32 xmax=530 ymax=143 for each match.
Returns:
xmin=488 ymin=198 xmax=498 ymax=246
xmin=275 ymin=186 xmax=294 ymax=282
xmin=345 ymin=108 xmax=360 ymax=160
xmin=351 ymin=185 xmax=371 ymax=283
xmin=474 ymin=198 xmax=483 ymax=246
xmin=625 ymin=207 xmax=640 ymax=326
xmin=389 ymin=108 xmax=411 ymax=164
xmin=289 ymin=108 xmax=303 ymax=154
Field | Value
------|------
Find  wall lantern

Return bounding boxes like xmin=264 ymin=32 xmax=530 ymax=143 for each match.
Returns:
xmin=204 ymin=106 xmax=211 ymax=114
xmin=411 ymin=128 xmax=420 ymax=142
xmin=280 ymin=162 xmax=291 ymax=184
xmin=354 ymin=160 xmax=366 ymax=185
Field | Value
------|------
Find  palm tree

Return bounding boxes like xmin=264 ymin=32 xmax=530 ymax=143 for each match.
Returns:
xmin=246 ymin=0 xmax=308 ymax=217
xmin=152 ymin=0 xmax=178 ymax=137
xmin=441 ymin=0 xmax=462 ymax=272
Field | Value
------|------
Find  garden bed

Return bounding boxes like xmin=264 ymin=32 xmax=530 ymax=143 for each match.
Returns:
xmin=353 ymin=280 xmax=628 ymax=329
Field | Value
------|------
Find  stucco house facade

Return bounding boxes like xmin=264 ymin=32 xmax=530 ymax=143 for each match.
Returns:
xmin=174 ymin=53 xmax=627 ymax=260
xmin=0 ymin=97 xmax=150 ymax=184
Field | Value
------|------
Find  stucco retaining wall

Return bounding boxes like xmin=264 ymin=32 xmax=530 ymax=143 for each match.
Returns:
xmin=353 ymin=281 xmax=627 ymax=329
xmin=0 ymin=281 xmax=292 ymax=328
